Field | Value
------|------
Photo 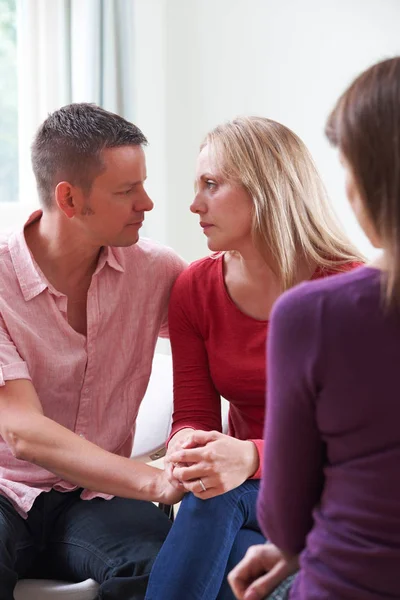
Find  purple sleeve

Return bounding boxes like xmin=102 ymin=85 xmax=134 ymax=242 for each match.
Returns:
xmin=257 ymin=285 xmax=325 ymax=556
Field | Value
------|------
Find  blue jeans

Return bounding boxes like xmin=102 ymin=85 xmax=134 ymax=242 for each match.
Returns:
xmin=0 ymin=488 xmax=171 ymax=600
xmin=145 ymin=480 xmax=265 ymax=600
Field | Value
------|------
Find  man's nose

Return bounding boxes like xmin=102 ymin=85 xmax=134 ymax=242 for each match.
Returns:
xmin=136 ymin=190 xmax=154 ymax=212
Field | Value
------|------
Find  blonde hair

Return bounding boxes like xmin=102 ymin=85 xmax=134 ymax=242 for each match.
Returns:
xmin=202 ymin=116 xmax=363 ymax=290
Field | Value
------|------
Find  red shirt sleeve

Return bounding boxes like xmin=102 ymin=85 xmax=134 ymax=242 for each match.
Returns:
xmin=168 ymin=268 xmax=222 ymax=442
xmin=249 ymin=439 xmax=263 ymax=479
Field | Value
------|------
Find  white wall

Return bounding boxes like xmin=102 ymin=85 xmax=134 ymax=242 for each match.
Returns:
xmin=7 ymin=0 xmax=400 ymax=259
xmin=133 ymin=0 xmax=400 ymax=262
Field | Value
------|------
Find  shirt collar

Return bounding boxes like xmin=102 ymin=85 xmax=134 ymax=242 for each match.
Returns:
xmin=9 ymin=210 xmax=125 ymax=302
xmin=94 ymin=245 xmax=125 ymax=275
xmin=9 ymin=210 xmax=48 ymax=301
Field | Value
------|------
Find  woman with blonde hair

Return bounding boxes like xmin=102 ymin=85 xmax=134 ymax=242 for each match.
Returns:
xmin=229 ymin=57 xmax=400 ymax=600
xmin=145 ymin=116 xmax=362 ymax=600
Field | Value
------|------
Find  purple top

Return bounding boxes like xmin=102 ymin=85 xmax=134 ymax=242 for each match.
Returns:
xmin=258 ymin=266 xmax=400 ymax=599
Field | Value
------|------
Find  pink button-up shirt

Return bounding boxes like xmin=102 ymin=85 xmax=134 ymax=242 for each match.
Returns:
xmin=0 ymin=212 xmax=186 ymax=518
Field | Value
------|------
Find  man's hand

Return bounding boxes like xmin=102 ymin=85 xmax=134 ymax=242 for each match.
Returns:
xmin=155 ymin=469 xmax=186 ymax=505
xmin=228 ymin=543 xmax=299 ymax=600
xmin=0 ymin=379 xmax=188 ymax=503
xmin=164 ymin=428 xmax=195 ymax=489
xmin=169 ymin=430 xmax=259 ymax=499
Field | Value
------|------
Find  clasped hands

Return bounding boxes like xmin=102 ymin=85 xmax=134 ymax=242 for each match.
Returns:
xmin=165 ymin=429 xmax=259 ymax=499
xmin=165 ymin=431 xmax=298 ymax=599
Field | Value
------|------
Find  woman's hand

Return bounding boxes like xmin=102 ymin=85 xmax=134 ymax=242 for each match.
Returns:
xmin=169 ymin=430 xmax=259 ymax=499
xmin=228 ymin=543 xmax=299 ymax=600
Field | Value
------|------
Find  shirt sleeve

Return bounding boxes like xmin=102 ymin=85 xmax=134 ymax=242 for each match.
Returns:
xmin=158 ymin=252 xmax=188 ymax=339
xmin=257 ymin=286 xmax=325 ymax=556
xmin=0 ymin=314 xmax=31 ymax=386
xmin=168 ymin=269 xmax=222 ymax=441
xmin=249 ymin=439 xmax=263 ymax=479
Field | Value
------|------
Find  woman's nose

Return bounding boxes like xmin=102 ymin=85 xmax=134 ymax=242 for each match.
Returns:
xmin=190 ymin=193 xmax=205 ymax=214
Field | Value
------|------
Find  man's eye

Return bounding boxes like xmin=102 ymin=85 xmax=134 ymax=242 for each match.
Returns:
xmin=206 ymin=180 xmax=216 ymax=189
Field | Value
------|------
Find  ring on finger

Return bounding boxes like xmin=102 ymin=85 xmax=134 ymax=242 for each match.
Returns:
xmin=198 ymin=478 xmax=207 ymax=492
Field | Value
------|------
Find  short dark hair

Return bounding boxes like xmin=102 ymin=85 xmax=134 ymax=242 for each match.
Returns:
xmin=31 ymin=103 xmax=148 ymax=210
xmin=326 ymin=56 xmax=400 ymax=310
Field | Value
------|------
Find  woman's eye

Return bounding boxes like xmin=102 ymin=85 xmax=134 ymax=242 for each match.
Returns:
xmin=205 ymin=180 xmax=216 ymax=189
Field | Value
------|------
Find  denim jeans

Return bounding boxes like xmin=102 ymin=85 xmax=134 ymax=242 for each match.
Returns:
xmin=145 ymin=480 xmax=265 ymax=600
xmin=0 ymin=488 xmax=171 ymax=600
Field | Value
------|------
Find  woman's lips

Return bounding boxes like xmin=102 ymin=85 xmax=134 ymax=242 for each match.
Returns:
xmin=200 ymin=222 xmax=214 ymax=230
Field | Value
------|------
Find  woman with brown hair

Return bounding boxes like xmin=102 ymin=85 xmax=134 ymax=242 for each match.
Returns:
xmin=229 ymin=57 xmax=400 ymax=600
xmin=145 ymin=116 xmax=362 ymax=600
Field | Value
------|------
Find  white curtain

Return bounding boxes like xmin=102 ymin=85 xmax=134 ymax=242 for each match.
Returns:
xmin=17 ymin=0 xmax=135 ymax=207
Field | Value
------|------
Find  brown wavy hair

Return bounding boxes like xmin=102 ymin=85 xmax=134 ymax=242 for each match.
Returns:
xmin=326 ymin=57 xmax=400 ymax=309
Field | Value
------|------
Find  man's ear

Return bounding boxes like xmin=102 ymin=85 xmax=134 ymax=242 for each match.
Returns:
xmin=55 ymin=181 xmax=78 ymax=218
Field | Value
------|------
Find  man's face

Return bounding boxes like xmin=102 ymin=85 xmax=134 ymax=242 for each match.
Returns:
xmin=74 ymin=145 xmax=154 ymax=247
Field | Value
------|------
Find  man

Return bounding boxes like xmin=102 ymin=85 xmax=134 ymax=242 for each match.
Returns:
xmin=0 ymin=103 xmax=186 ymax=599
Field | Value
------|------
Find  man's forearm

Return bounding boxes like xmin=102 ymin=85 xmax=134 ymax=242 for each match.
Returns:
xmin=8 ymin=412 xmax=166 ymax=502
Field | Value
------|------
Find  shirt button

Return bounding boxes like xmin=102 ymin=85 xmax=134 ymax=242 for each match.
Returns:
xmin=83 ymin=387 xmax=89 ymax=394
xmin=79 ymin=433 xmax=85 ymax=439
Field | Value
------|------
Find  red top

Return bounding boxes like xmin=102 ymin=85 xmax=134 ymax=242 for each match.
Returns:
xmin=168 ymin=253 xmax=359 ymax=478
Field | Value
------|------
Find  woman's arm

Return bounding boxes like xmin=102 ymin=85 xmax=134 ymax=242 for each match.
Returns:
xmin=165 ymin=269 xmax=223 ymax=488
xmin=167 ymin=269 xmax=260 ymax=496
xmin=168 ymin=269 xmax=223 ymax=436
xmin=258 ymin=286 xmax=325 ymax=556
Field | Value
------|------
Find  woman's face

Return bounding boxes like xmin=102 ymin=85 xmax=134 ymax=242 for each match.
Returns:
xmin=191 ymin=144 xmax=254 ymax=253
xmin=341 ymin=152 xmax=381 ymax=249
